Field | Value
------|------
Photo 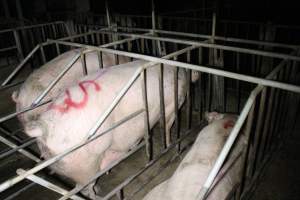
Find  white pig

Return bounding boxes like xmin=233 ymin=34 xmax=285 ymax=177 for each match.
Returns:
xmin=12 ymin=49 xmax=129 ymax=123
xmin=24 ymin=60 xmax=188 ymax=199
xmin=143 ymin=112 xmax=247 ymax=200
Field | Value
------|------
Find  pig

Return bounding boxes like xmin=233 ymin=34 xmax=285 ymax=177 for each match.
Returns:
xmin=12 ymin=48 xmax=129 ymax=124
xmin=24 ymin=60 xmax=189 ymax=199
xmin=143 ymin=112 xmax=247 ymax=200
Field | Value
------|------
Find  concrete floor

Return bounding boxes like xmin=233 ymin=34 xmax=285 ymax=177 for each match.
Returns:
xmin=250 ymin=117 xmax=300 ymax=200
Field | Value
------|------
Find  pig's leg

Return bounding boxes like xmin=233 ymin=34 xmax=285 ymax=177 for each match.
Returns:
xmin=100 ymin=149 xmax=125 ymax=170
xmin=165 ymin=105 xmax=176 ymax=146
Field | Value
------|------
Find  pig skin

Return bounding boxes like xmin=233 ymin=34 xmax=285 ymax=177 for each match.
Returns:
xmin=143 ymin=112 xmax=247 ymax=200
xmin=24 ymin=60 xmax=188 ymax=199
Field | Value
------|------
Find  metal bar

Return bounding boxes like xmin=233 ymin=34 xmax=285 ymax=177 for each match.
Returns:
xmin=97 ymin=51 xmax=103 ymax=69
xmin=13 ymin=30 xmax=24 ymax=59
xmin=0 ymin=135 xmax=40 ymax=162
xmin=0 ymin=46 xmax=17 ymax=52
xmin=102 ymin=124 xmax=202 ymax=200
xmin=158 ymin=64 xmax=167 ymax=147
xmin=186 ymin=50 xmax=192 ymax=129
xmin=0 ymin=138 xmax=36 ymax=160
xmin=141 ymin=69 xmax=152 ymax=161
xmin=0 ymin=107 xmax=144 ymax=193
xmin=56 ymin=43 xmax=61 ymax=55
xmin=49 ymin=40 xmax=300 ymax=94
xmin=59 ymin=142 xmax=145 ymax=200
xmin=0 ymin=21 xmax=65 ymax=33
xmin=97 ymin=30 xmax=300 ymax=61
xmin=40 ymin=45 xmax=46 ymax=64
xmin=80 ymin=51 xmax=87 ymax=75
xmin=173 ymin=57 xmax=180 ymax=152
xmin=3 ymin=182 xmax=35 ymax=200
xmin=32 ymin=53 xmax=81 ymax=105
xmin=105 ymin=0 xmax=111 ymax=27
xmin=0 ymin=100 xmax=51 ymax=124
xmin=16 ymin=169 xmax=84 ymax=200
xmin=1 ymin=45 xmax=40 ymax=86
xmin=196 ymin=49 xmax=299 ymax=200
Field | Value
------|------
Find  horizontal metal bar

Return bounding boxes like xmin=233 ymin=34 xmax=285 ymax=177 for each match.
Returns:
xmin=0 ymin=138 xmax=36 ymax=160
xmin=32 ymin=53 xmax=81 ymax=105
xmin=1 ymin=45 xmax=40 ymax=86
xmin=0 ymin=80 xmax=24 ymax=92
xmin=16 ymin=169 xmax=84 ymax=200
xmin=98 ymin=30 xmax=300 ymax=61
xmin=48 ymin=40 xmax=300 ymax=94
xmin=113 ymin=26 xmax=298 ymax=49
xmin=0 ymin=46 xmax=17 ymax=52
xmin=0 ymin=99 xmax=51 ymax=124
xmin=0 ymin=21 xmax=65 ymax=34
xmin=0 ymin=134 xmax=40 ymax=163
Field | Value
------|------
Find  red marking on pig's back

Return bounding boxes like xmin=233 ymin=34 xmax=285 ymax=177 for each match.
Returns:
xmin=223 ymin=120 xmax=235 ymax=129
xmin=49 ymin=80 xmax=101 ymax=114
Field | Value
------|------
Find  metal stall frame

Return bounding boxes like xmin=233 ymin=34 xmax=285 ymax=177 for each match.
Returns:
xmin=0 ymin=30 xmax=299 ymax=199
xmin=1 ymin=7 xmax=300 ymax=198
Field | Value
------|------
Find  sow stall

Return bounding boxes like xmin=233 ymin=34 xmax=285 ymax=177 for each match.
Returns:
xmin=0 ymin=3 xmax=299 ymax=200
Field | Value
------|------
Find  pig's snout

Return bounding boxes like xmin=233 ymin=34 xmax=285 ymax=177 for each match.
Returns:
xmin=25 ymin=120 xmax=48 ymax=138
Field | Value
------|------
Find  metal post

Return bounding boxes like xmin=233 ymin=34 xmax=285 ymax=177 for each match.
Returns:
xmin=97 ymin=51 xmax=103 ymax=69
xmin=40 ymin=45 xmax=46 ymax=64
xmin=141 ymin=69 xmax=152 ymax=161
xmin=80 ymin=51 xmax=88 ymax=75
xmin=186 ymin=50 xmax=192 ymax=129
xmin=13 ymin=30 xmax=24 ymax=59
xmin=173 ymin=56 xmax=180 ymax=152
xmin=159 ymin=63 xmax=167 ymax=148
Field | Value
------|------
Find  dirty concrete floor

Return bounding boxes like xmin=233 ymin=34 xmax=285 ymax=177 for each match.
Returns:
xmin=250 ymin=117 xmax=300 ymax=200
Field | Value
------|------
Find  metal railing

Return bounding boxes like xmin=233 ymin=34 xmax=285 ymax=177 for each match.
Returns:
xmin=0 ymin=24 xmax=299 ymax=200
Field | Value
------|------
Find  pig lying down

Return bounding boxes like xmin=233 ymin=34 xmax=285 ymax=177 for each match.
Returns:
xmin=12 ymin=49 xmax=129 ymax=123
xmin=23 ymin=60 xmax=188 ymax=199
xmin=143 ymin=112 xmax=247 ymax=200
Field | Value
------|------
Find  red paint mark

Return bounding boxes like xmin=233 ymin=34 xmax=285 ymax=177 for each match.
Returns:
xmin=49 ymin=80 xmax=101 ymax=114
xmin=223 ymin=120 xmax=235 ymax=129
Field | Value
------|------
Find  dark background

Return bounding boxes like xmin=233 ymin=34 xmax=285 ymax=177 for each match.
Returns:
xmin=1 ymin=0 xmax=300 ymax=25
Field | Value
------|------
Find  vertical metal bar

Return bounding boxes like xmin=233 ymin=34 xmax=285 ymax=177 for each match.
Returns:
xmin=52 ymin=23 xmax=57 ymax=38
xmin=186 ymin=50 xmax=192 ymax=129
xmin=198 ymin=47 xmax=203 ymax=120
xmin=96 ymin=32 xmax=101 ymax=45
xmin=257 ymin=87 xmax=275 ymax=163
xmin=105 ymin=0 xmax=111 ymax=27
xmin=236 ymin=52 xmax=241 ymax=112
xmin=248 ymin=88 xmax=267 ymax=177
xmin=56 ymin=43 xmax=61 ymax=55
xmin=80 ymin=52 xmax=87 ymax=75
xmin=40 ymin=45 xmax=46 ymax=64
xmin=158 ymin=63 xmax=167 ymax=148
xmin=13 ymin=30 xmax=24 ymax=59
xmin=141 ymin=70 xmax=152 ymax=161
xmin=173 ymin=56 xmax=180 ymax=152
xmin=237 ymin=101 xmax=255 ymax=198
xmin=97 ymin=51 xmax=103 ymax=69
xmin=141 ymin=38 xmax=145 ymax=54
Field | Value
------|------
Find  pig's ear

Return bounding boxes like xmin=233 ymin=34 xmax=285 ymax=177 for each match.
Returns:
xmin=205 ymin=112 xmax=224 ymax=123
xmin=24 ymin=121 xmax=45 ymax=137
xmin=11 ymin=91 xmax=19 ymax=102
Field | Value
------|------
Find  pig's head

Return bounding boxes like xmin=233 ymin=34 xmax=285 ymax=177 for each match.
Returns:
xmin=205 ymin=111 xmax=225 ymax=123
